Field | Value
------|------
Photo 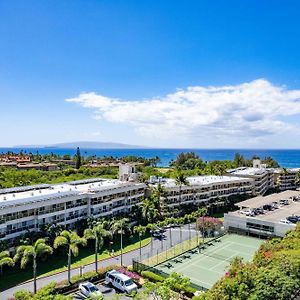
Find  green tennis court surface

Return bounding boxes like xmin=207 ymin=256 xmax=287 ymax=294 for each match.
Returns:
xmin=155 ymin=234 xmax=263 ymax=289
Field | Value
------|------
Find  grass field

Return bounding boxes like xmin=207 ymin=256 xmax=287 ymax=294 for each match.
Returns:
xmin=155 ymin=234 xmax=263 ymax=289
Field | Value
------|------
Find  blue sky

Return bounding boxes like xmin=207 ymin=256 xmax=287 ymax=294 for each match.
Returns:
xmin=1 ymin=0 xmax=300 ymax=148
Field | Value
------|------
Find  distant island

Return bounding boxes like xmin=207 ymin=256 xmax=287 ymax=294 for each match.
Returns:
xmin=14 ymin=141 xmax=147 ymax=149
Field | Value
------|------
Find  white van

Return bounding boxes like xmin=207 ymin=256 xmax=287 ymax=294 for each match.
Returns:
xmin=105 ymin=270 xmax=138 ymax=294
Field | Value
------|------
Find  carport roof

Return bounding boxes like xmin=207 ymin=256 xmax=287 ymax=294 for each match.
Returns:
xmin=236 ymin=190 xmax=300 ymax=209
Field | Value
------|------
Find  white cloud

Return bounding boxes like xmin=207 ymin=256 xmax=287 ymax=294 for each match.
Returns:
xmin=65 ymin=79 xmax=300 ymax=140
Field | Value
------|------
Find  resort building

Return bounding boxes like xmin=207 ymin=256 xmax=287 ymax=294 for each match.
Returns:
xmin=274 ymin=168 xmax=300 ymax=191
xmin=0 ymin=179 xmax=146 ymax=242
xmin=226 ymin=167 xmax=270 ymax=195
xmin=227 ymin=160 xmax=300 ymax=195
xmin=224 ymin=190 xmax=300 ymax=237
xmin=151 ymin=175 xmax=254 ymax=208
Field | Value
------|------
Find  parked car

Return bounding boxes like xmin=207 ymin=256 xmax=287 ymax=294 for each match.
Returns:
xmin=253 ymin=208 xmax=264 ymax=215
xmin=279 ymin=219 xmax=293 ymax=224
xmin=79 ymin=282 xmax=102 ymax=298
xmin=287 ymin=216 xmax=300 ymax=224
xmin=105 ymin=270 xmax=138 ymax=294
xmin=239 ymin=209 xmax=255 ymax=216
xmin=263 ymin=204 xmax=273 ymax=211
xmin=279 ymin=199 xmax=289 ymax=205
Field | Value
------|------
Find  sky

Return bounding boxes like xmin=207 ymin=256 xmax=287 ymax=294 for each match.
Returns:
xmin=1 ymin=0 xmax=300 ymax=148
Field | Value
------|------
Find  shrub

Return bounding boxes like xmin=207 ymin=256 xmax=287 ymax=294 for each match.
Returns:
xmin=141 ymin=270 xmax=164 ymax=282
xmin=13 ymin=290 xmax=33 ymax=300
xmin=173 ymin=283 xmax=196 ymax=298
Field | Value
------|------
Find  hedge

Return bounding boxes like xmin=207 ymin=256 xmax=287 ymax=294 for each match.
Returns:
xmin=141 ymin=270 xmax=164 ymax=283
xmin=141 ymin=270 xmax=196 ymax=298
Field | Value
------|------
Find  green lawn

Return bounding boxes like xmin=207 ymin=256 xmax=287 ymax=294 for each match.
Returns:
xmin=0 ymin=234 xmax=150 ymax=291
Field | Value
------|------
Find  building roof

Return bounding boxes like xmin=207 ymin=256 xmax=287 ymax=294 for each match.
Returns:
xmin=0 ymin=179 xmax=145 ymax=208
xmin=159 ymin=175 xmax=252 ymax=188
xmin=236 ymin=190 xmax=300 ymax=209
xmin=229 ymin=198 xmax=300 ymax=223
xmin=227 ymin=167 xmax=268 ymax=176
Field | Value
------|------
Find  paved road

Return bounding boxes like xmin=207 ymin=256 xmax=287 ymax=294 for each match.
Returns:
xmin=1 ymin=225 xmax=198 ymax=299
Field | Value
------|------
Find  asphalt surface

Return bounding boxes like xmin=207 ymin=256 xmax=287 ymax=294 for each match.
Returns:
xmin=1 ymin=224 xmax=197 ymax=300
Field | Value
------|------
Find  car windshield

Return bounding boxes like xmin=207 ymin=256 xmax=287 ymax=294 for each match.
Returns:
xmin=89 ymin=286 xmax=99 ymax=292
xmin=124 ymin=279 xmax=134 ymax=286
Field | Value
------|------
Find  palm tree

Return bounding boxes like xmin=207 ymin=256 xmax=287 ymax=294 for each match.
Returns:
xmin=142 ymin=197 xmax=160 ymax=223
xmin=175 ymin=171 xmax=189 ymax=205
xmin=151 ymin=183 xmax=167 ymax=218
xmin=0 ymin=250 xmax=14 ymax=275
xmin=133 ymin=225 xmax=146 ymax=261
xmin=84 ymin=222 xmax=111 ymax=273
xmin=146 ymin=223 xmax=156 ymax=256
xmin=54 ymin=231 xmax=86 ymax=283
xmin=111 ymin=218 xmax=130 ymax=266
xmin=14 ymin=239 xmax=53 ymax=293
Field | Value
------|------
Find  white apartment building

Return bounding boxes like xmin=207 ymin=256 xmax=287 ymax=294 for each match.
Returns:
xmin=274 ymin=168 xmax=300 ymax=191
xmin=227 ymin=167 xmax=270 ymax=195
xmin=227 ymin=166 xmax=300 ymax=195
xmin=152 ymin=175 xmax=254 ymax=207
xmin=0 ymin=178 xmax=146 ymax=241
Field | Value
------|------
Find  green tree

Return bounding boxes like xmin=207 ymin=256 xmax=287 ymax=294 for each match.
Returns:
xmin=133 ymin=225 xmax=147 ymax=261
xmin=75 ymin=147 xmax=82 ymax=169
xmin=174 ymin=170 xmax=189 ymax=204
xmin=111 ymin=218 xmax=130 ymax=266
xmin=141 ymin=197 xmax=160 ymax=223
xmin=54 ymin=231 xmax=86 ymax=283
xmin=14 ymin=238 xmax=53 ymax=294
xmin=84 ymin=222 xmax=110 ymax=272
xmin=296 ymin=171 xmax=300 ymax=186
xmin=0 ymin=250 xmax=14 ymax=275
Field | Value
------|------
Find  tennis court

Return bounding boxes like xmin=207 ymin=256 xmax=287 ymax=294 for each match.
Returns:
xmin=155 ymin=233 xmax=263 ymax=289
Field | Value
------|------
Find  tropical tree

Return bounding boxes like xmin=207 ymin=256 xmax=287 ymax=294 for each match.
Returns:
xmin=84 ymin=222 xmax=111 ymax=272
xmin=54 ymin=231 xmax=86 ymax=283
xmin=174 ymin=171 xmax=189 ymax=204
xmin=133 ymin=225 xmax=147 ymax=261
xmin=151 ymin=183 xmax=167 ymax=217
xmin=296 ymin=171 xmax=300 ymax=186
xmin=111 ymin=218 xmax=130 ymax=266
xmin=75 ymin=147 xmax=82 ymax=169
xmin=146 ymin=223 xmax=156 ymax=256
xmin=142 ymin=197 xmax=160 ymax=223
xmin=0 ymin=250 xmax=14 ymax=275
xmin=14 ymin=238 xmax=53 ymax=293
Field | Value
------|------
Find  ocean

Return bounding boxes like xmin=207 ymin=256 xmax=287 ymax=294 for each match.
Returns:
xmin=1 ymin=148 xmax=300 ymax=168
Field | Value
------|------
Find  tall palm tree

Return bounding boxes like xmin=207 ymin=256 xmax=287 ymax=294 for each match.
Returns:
xmin=54 ymin=230 xmax=86 ymax=283
xmin=84 ymin=222 xmax=111 ymax=273
xmin=146 ymin=223 xmax=156 ymax=256
xmin=175 ymin=171 xmax=189 ymax=205
xmin=133 ymin=225 xmax=146 ymax=262
xmin=0 ymin=250 xmax=14 ymax=275
xmin=111 ymin=218 xmax=130 ymax=266
xmin=152 ymin=183 xmax=167 ymax=218
xmin=142 ymin=197 xmax=159 ymax=223
xmin=14 ymin=239 xmax=53 ymax=293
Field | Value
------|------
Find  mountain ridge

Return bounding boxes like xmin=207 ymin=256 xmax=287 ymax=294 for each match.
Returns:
xmin=14 ymin=141 xmax=147 ymax=149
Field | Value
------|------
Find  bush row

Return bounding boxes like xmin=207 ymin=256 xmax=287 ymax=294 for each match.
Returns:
xmin=141 ymin=270 xmax=196 ymax=298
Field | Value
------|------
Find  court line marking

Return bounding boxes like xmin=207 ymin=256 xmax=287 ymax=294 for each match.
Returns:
xmin=172 ymin=241 xmax=234 ymax=273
